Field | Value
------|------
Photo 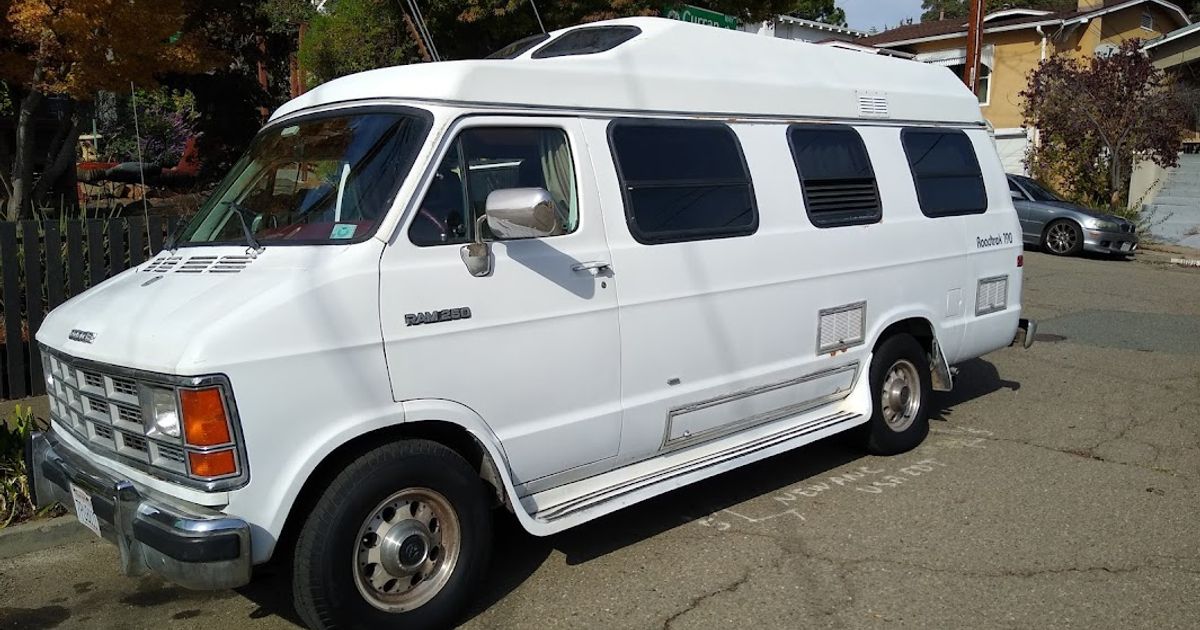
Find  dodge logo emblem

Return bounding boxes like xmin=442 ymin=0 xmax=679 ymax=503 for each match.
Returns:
xmin=69 ymin=329 xmax=96 ymax=344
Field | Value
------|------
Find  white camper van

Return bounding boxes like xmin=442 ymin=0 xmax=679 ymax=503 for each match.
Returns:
xmin=29 ymin=17 xmax=1034 ymax=629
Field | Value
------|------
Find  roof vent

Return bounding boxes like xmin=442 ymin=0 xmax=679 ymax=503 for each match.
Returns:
xmin=857 ymin=92 xmax=890 ymax=119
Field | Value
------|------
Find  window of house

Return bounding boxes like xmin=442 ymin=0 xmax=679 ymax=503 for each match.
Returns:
xmin=1141 ymin=10 xmax=1155 ymax=31
xmin=788 ymin=124 xmax=881 ymax=228
xmin=609 ymin=120 xmax=758 ymax=244
xmin=976 ymin=64 xmax=992 ymax=106
xmin=948 ymin=64 xmax=992 ymax=105
xmin=408 ymin=127 xmax=578 ymax=246
xmin=901 ymin=128 xmax=988 ymax=217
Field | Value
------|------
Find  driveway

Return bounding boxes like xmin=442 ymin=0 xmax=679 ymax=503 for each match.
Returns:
xmin=3 ymin=250 xmax=1199 ymax=630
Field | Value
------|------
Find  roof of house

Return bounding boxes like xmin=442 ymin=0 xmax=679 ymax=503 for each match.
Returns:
xmin=1143 ymin=19 xmax=1200 ymax=49
xmin=273 ymin=17 xmax=983 ymax=126
xmin=773 ymin=14 xmax=867 ymax=38
xmin=861 ymin=0 xmax=1190 ymax=47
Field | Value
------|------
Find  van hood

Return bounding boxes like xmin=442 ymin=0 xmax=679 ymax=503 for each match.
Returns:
xmin=35 ymin=244 xmax=382 ymax=375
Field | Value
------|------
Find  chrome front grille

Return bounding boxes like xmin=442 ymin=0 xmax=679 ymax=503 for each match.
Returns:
xmin=41 ymin=347 xmax=238 ymax=484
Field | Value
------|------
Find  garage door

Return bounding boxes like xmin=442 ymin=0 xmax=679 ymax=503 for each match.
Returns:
xmin=993 ymin=132 xmax=1029 ymax=175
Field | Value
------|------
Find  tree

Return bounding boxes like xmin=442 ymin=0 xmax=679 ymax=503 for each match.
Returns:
xmin=299 ymin=0 xmax=833 ymax=86
xmin=299 ymin=0 xmax=417 ymax=87
xmin=0 ymin=0 xmax=216 ymax=219
xmin=1021 ymin=39 xmax=1190 ymax=213
xmin=921 ymin=0 xmax=1073 ymax=22
xmin=790 ymin=0 xmax=846 ymax=25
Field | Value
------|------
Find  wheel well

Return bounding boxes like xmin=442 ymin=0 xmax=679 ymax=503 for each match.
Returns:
xmin=272 ymin=420 xmax=508 ymax=565
xmin=875 ymin=317 xmax=934 ymax=357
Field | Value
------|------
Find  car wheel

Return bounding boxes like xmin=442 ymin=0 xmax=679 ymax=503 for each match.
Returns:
xmin=865 ymin=334 xmax=932 ymax=455
xmin=293 ymin=439 xmax=492 ymax=630
xmin=1042 ymin=220 xmax=1083 ymax=256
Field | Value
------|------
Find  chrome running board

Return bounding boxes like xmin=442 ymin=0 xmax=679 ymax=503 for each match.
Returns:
xmin=531 ymin=409 xmax=861 ymax=523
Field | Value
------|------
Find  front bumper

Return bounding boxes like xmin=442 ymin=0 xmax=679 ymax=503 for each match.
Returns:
xmin=1083 ymin=228 xmax=1138 ymax=255
xmin=28 ymin=429 xmax=252 ymax=590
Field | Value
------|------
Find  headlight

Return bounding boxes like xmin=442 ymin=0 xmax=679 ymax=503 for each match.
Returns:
xmin=144 ymin=386 xmax=182 ymax=439
xmin=1090 ymin=219 xmax=1121 ymax=232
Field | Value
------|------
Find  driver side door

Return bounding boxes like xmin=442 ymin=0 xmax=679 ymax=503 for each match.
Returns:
xmin=379 ymin=116 xmax=622 ymax=487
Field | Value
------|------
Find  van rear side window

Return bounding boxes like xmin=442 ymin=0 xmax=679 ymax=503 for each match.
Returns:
xmin=901 ymin=128 xmax=987 ymax=217
xmin=609 ymin=120 xmax=757 ymax=244
xmin=788 ymin=125 xmax=881 ymax=228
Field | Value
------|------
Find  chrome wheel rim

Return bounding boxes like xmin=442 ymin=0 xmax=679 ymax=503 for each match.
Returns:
xmin=1047 ymin=223 xmax=1077 ymax=254
xmin=880 ymin=359 xmax=921 ymax=432
xmin=352 ymin=487 xmax=461 ymax=612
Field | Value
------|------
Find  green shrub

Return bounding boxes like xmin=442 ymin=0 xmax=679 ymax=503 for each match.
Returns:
xmin=1 ymin=406 xmax=57 ymax=527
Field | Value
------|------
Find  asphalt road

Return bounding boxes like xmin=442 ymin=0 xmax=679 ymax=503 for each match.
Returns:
xmin=3 ymin=249 xmax=1199 ymax=630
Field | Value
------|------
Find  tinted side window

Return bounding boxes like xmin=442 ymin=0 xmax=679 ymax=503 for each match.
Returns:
xmin=788 ymin=125 xmax=881 ymax=228
xmin=485 ymin=33 xmax=550 ymax=59
xmin=409 ymin=127 xmax=578 ymax=246
xmin=532 ymin=26 xmax=641 ymax=59
xmin=609 ymin=120 xmax=757 ymax=245
xmin=901 ymin=129 xmax=987 ymax=217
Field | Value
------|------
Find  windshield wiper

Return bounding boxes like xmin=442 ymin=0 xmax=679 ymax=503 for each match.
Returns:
xmin=222 ymin=201 xmax=264 ymax=252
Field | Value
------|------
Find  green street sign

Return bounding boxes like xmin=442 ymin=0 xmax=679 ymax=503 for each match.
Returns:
xmin=665 ymin=4 xmax=739 ymax=30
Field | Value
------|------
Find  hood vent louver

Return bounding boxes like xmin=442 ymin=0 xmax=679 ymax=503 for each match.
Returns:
xmin=141 ymin=254 xmax=256 ymax=274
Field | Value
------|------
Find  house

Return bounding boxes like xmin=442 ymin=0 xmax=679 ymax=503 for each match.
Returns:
xmin=860 ymin=0 xmax=1196 ymax=176
xmin=741 ymin=15 xmax=915 ymax=58
xmin=739 ymin=13 xmax=865 ymax=43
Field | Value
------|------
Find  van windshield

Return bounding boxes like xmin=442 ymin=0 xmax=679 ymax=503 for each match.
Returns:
xmin=177 ymin=109 xmax=431 ymax=246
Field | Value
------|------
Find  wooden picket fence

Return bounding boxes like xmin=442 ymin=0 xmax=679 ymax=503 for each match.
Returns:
xmin=0 ymin=217 xmax=181 ymax=400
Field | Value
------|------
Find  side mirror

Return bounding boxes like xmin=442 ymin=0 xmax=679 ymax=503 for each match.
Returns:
xmin=1010 ymin=190 xmax=1024 ymax=201
xmin=484 ymin=188 xmax=563 ymax=240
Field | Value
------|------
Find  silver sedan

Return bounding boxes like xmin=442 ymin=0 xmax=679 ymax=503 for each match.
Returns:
xmin=1008 ymin=174 xmax=1138 ymax=257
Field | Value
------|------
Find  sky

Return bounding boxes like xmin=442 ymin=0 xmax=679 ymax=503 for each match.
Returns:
xmin=840 ymin=0 xmax=925 ymax=33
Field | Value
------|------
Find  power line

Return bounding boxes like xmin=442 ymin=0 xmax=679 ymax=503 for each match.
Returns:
xmin=404 ymin=0 xmax=440 ymax=61
xmin=530 ymin=0 xmax=546 ymax=34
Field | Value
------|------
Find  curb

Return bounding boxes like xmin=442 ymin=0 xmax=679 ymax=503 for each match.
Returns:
xmin=0 ymin=515 xmax=92 ymax=560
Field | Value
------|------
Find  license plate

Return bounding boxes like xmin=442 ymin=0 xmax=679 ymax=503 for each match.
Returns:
xmin=70 ymin=483 xmax=103 ymax=538
xmin=1120 ymin=242 xmax=1132 ymax=252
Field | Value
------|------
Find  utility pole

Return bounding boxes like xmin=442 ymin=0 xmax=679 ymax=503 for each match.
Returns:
xmin=963 ymin=0 xmax=985 ymax=93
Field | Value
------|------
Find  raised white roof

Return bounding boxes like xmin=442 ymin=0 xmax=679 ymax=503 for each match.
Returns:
xmin=273 ymin=17 xmax=983 ymax=126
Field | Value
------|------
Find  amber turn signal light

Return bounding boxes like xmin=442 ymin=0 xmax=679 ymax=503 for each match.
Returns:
xmin=180 ymin=387 xmax=232 ymax=447
xmin=188 ymin=449 xmax=237 ymax=478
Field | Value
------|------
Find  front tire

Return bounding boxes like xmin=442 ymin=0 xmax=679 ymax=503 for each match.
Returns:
xmin=865 ymin=334 xmax=932 ymax=455
xmin=1042 ymin=220 xmax=1083 ymax=256
xmin=293 ymin=439 xmax=491 ymax=630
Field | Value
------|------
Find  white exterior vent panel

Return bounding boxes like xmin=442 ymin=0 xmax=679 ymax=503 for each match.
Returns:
xmin=143 ymin=255 xmax=183 ymax=273
xmin=975 ymin=275 xmax=1009 ymax=316
xmin=142 ymin=254 xmax=256 ymax=274
xmin=818 ymin=301 xmax=866 ymax=353
xmin=856 ymin=91 xmax=890 ymax=118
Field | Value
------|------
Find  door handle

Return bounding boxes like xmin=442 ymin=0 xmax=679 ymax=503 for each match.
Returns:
xmin=572 ymin=260 xmax=612 ymax=275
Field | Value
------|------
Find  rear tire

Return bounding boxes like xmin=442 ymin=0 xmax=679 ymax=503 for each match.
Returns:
xmin=1042 ymin=220 xmax=1083 ymax=256
xmin=865 ymin=334 xmax=932 ymax=455
xmin=292 ymin=439 xmax=491 ymax=630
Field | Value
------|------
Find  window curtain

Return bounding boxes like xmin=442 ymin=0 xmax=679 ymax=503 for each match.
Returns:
xmin=540 ymin=132 xmax=578 ymax=231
